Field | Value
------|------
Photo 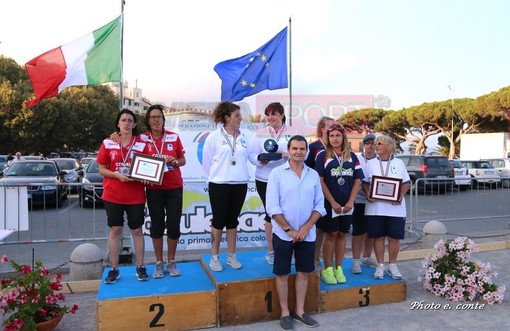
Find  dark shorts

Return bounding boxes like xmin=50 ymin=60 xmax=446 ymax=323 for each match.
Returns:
xmin=352 ymin=203 xmax=368 ymax=236
xmin=255 ymin=180 xmax=271 ymax=223
xmin=366 ymin=215 xmax=406 ymax=239
xmin=146 ymin=187 xmax=183 ymax=240
xmin=208 ymin=182 xmax=247 ymax=230
xmin=315 ymin=215 xmax=326 ymax=230
xmin=272 ymin=234 xmax=315 ymax=276
xmin=103 ymin=201 xmax=145 ymax=230
xmin=321 ymin=211 xmax=352 ymax=233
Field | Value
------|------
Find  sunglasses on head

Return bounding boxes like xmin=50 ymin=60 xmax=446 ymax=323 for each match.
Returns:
xmin=327 ymin=124 xmax=345 ymax=132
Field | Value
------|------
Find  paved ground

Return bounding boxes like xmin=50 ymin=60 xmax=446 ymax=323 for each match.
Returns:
xmin=1 ymin=232 xmax=509 ymax=330
xmin=55 ymin=248 xmax=509 ymax=331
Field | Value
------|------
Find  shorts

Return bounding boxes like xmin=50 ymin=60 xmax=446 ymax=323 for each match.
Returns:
xmin=366 ymin=215 xmax=406 ymax=239
xmin=272 ymin=234 xmax=315 ymax=276
xmin=255 ymin=180 xmax=271 ymax=222
xmin=352 ymin=203 xmax=368 ymax=236
xmin=146 ymin=187 xmax=183 ymax=240
xmin=103 ymin=201 xmax=145 ymax=230
xmin=321 ymin=210 xmax=352 ymax=233
xmin=315 ymin=215 xmax=326 ymax=230
xmin=208 ymin=182 xmax=247 ymax=230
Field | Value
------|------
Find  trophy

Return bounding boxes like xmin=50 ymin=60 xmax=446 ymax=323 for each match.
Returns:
xmin=257 ymin=138 xmax=282 ymax=161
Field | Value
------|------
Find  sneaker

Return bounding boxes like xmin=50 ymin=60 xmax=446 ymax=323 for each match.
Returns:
xmin=266 ymin=251 xmax=275 ymax=265
xmin=227 ymin=254 xmax=242 ymax=269
xmin=334 ymin=266 xmax=347 ymax=283
xmin=361 ymin=257 xmax=379 ymax=268
xmin=209 ymin=256 xmax=223 ymax=272
xmin=291 ymin=312 xmax=319 ymax=328
xmin=167 ymin=260 xmax=181 ymax=277
xmin=388 ymin=263 xmax=402 ymax=280
xmin=152 ymin=261 xmax=165 ymax=278
xmin=374 ymin=263 xmax=385 ymax=280
xmin=136 ymin=265 xmax=149 ymax=281
xmin=352 ymin=259 xmax=362 ymax=274
xmin=104 ymin=268 xmax=120 ymax=284
xmin=321 ymin=266 xmax=337 ymax=284
xmin=280 ymin=315 xmax=294 ymax=331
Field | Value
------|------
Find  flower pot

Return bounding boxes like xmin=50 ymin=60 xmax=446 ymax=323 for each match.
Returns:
xmin=36 ymin=314 xmax=63 ymax=331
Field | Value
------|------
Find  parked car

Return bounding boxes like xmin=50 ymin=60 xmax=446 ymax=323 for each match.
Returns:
xmin=79 ymin=157 xmax=95 ymax=171
xmin=460 ymin=160 xmax=501 ymax=188
xmin=449 ymin=159 xmax=471 ymax=191
xmin=51 ymin=158 xmax=84 ymax=192
xmin=396 ymin=155 xmax=454 ymax=193
xmin=0 ymin=160 xmax=68 ymax=207
xmin=483 ymin=158 xmax=510 ymax=188
xmin=24 ymin=155 xmax=46 ymax=160
xmin=0 ymin=155 xmax=7 ymax=175
xmin=79 ymin=160 xmax=104 ymax=207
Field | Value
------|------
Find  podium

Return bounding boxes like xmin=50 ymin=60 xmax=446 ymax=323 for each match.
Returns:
xmin=200 ymin=251 xmax=319 ymax=326
xmin=96 ymin=262 xmax=216 ymax=331
xmin=96 ymin=251 xmax=406 ymax=330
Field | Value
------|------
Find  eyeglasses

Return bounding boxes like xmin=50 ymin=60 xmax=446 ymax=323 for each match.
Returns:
xmin=149 ymin=115 xmax=164 ymax=120
xmin=375 ymin=141 xmax=385 ymax=146
xmin=327 ymin=124 xmax=345 ymax=132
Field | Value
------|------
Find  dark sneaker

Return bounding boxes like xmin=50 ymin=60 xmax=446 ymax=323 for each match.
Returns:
xmin=291 ymin=312 xmax=319 ymax=328
xmin=280 ymin=315 xmax=294 ymax=331
xmin=104 ymin=268 xmax=120 ymax=284
xmin=136 ymin=265 xmax=149 ymax=281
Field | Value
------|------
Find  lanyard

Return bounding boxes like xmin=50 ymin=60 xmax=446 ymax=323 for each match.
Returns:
xmin=269 ymin=125 xmax=286 ymax=142
xmin=149 ymin=132 xmax=166 ymax=157
xmin=333 ymin=151 xmax=346 ymax=185
xmin=378 ymin=156 xmax=392 ymax=177
xmin=120 ymin=136 xmax=135 ymax=165
xmin=221 ymin=125 xmax=237 ymax=159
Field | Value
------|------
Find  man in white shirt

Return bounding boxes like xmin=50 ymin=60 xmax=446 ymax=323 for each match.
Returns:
xmin=266 ymin=135 xmax=326 ymax=330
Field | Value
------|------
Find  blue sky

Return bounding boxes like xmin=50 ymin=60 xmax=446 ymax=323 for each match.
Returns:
xmin=2 ymin=0 xmax=510 ymax=112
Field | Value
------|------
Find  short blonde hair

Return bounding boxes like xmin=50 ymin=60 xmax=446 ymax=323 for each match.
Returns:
xmin=375 ymin=135 xmax=396 ymax=155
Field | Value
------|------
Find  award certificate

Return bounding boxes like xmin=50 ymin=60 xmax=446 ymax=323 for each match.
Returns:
xmin=129 ymin=153 xmax=165 ymax=185
xmin=369 ymin=175 xmax=402 ymax=202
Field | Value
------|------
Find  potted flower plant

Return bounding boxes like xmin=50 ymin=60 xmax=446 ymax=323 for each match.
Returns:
xmin=1 ymin=255 xmax=79 ymax=331
xmin=419 ymin=237 xmax=506 ymax=304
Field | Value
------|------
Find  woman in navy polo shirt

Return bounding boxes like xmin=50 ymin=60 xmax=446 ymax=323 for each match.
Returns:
xmin=315 ymin=124 xmax=364 ymax=284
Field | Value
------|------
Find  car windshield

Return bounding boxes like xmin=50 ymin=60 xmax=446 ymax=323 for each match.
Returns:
xmin=5 ymin=162 xmax=55 ymax=176
xmin=474 ymin=161 xmax=494 ymax=168
xmin=451 ymin=160 xmax=462 ymax=168
xmin=81 ymin=158 xmax=93 ymax=165
xmin=54 ymin=160 xmax=76 ymax=170
xmin=87 ymin=161 xmax=99 ymax=173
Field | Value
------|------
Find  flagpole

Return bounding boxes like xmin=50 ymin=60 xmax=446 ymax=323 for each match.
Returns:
xmin=119 ymin=0 xmax=125 ymax=111
xmin=288 ymin=17 xmax=292 ymax=127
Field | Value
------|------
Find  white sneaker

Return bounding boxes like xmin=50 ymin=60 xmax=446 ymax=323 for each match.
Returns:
xmin=352 ymin=259 xmax=362 ymax=274
xmin=374 ymin=263 xmax=385 ymax=279
xmin=361 ymin=257 xmax=379 ymax=268
xmin=388 ymin=263 xmax=402 ymax=280
xmin=209 ymin=256 xmax=223 ymax=272
xmin=265 ymin=251 xmax=274 ymax=265
xmin=227 ymin=254 xmax=242 ymax=269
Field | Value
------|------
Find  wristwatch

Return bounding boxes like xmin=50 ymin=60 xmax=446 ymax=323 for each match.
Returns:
xmin=284 ymin=227 xmax=291 ymax=232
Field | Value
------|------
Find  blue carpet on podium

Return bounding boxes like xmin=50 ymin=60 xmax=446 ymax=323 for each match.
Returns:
xmin=97 ymin=261 xmax=215 ymax=300
xmin=201 ymin=250 xmax=405 ymax=289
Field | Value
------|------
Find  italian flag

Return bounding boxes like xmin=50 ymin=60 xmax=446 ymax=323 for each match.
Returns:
xmin=25 ymin=16 xmax=122 ymax=107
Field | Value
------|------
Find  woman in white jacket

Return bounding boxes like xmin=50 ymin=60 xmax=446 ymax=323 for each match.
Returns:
xmin=202 ymin=101 xmax=250 ymax=272
xmin=248 ymin=102 xmax=289 ymax=264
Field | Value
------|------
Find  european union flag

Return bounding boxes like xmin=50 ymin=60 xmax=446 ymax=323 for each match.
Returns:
xmin=214 ymin=27 xmax=288 ymax=102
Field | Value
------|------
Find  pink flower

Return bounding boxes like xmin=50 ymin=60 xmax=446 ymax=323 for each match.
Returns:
xmin=20 ymin=265 xmax=31 ymax=274
xmin=0 ymin=255 xmax=8 ymax=264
